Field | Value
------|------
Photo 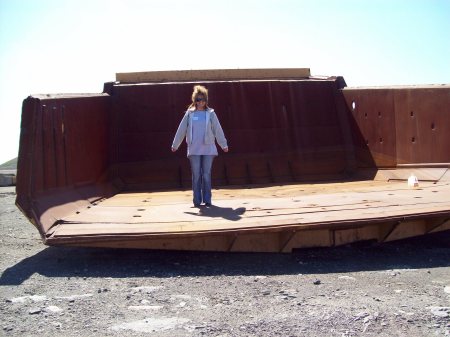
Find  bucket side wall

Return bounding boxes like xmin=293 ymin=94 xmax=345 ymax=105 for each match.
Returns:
xmin=342 ymin=87 xmax=450 ymax=167
xmin=16 ymin=95 xmax=114 ymax=234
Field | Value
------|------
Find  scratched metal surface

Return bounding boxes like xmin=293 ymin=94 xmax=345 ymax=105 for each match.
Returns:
xmin=51 ymin=178 xmax=450 ymax=236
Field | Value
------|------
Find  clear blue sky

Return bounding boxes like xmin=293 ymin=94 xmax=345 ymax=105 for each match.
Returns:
xmin=0 ymin=0 xmax=449 ymax=164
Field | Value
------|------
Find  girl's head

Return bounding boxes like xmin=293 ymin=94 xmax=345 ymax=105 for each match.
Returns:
xmin=190 ymin=85 xmax=208 ymax=110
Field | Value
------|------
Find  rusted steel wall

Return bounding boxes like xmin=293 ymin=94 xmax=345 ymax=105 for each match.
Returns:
xmin=110 ymin=79 xmax=351 ymax=190
xmin=16 ymin=95 xmax=113 ymax=232
xmin=342 ymin=87 xmax=450 ymax=167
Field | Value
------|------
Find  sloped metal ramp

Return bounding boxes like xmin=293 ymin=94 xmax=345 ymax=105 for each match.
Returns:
xmin=45 ymin=169 xmax=450 ymax=252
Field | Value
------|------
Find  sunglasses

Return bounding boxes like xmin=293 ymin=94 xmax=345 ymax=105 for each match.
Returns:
xmin=195 ymin=97 xmax=206 ymax=102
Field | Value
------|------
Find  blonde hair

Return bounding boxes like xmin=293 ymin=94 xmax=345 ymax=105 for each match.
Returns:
xmin=188 ymin=85 xmax=209 ymax=109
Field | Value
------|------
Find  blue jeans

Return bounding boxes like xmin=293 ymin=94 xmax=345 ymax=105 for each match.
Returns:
xmin=189 ymin=155 xmax=215 ymax=205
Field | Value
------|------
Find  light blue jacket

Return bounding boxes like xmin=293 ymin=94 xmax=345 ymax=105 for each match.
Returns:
xmin=172 ymin=107 xmax=228 ymax=151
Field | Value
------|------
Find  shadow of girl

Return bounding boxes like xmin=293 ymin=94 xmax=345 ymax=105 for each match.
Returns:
xmin=185 ymin=205 xmax=246 ymax=221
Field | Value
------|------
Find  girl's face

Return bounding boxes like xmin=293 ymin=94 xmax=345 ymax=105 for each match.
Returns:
xmin=195 ymin=95 xmax=206 ymax=109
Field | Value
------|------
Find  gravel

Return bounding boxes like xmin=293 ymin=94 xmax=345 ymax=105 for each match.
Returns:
xmin=1 ymin=186 xmax=449 ymax=337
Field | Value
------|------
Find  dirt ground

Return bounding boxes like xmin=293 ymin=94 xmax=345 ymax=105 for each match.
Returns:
xmin=0 ymin=186 xmax=449 ymax=337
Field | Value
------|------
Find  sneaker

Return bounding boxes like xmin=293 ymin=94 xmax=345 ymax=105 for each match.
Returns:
xmin=205 ymin=202 xmax=212 ymax=207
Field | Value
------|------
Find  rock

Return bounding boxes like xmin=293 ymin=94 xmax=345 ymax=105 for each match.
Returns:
xmin=354 ymin=312 xmax=369 ymax=321
xmin=428 ymin=306 xmax=450 ymax=318
xmin=131 ymin=286 xmax=164 ymax=293
xmin=51 ymin=322 xmax=62 ymax=329
xmin=9 ymin=297 xmax=26 ymax=304
xmin=172 ymin=294 xmax=192 ymax=300
xmin=313 ymin=279 xmax=321 ymax=285
xmin=110 ymin=317 xmax=190 ymax=333
xmin=9 ymin=295 xmax=47 ymax=303
xmin=444 ymin=286 xmax=450 ymax=294
xmin=128 ymin=305 xmax=163 ymax=311
xmin=45 ymin=306 xmax=63 ymax=313
xmin=29 ymin=308 xmax=41 ymax=315
xmin=28 ymin=295 xmax=47 ymax=302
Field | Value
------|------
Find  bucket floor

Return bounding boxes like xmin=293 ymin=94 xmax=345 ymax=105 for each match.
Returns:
xmin=48 ymin=179 xmax=450 ymax=238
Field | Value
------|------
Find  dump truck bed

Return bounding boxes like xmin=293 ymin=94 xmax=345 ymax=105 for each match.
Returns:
xmin=16 ymin=69 xmax=450 ymax=252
